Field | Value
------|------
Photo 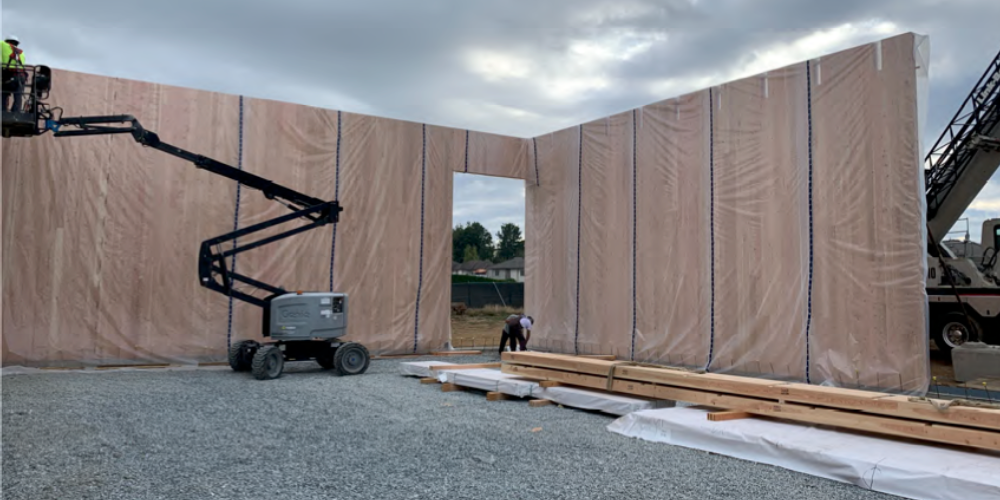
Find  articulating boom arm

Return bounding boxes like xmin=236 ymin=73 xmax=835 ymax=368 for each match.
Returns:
xmin=48 ymin=114 xmax=343 ymax=308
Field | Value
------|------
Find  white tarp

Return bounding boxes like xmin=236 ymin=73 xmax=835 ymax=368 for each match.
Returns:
xmin=607 ymin=406 xmax=1000 ymax=500
xmin=429 ymin=366 xmax=670 ymax=416
xmin=398 ymin=360 xmax=454 ymax=378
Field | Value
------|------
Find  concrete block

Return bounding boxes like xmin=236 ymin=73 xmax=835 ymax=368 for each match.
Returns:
xmin=951 ymin=342 xmax=1000 ymax=383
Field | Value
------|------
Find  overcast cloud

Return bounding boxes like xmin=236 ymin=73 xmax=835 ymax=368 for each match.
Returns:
xmin=3 ymin=0 xmax=999 ymax=243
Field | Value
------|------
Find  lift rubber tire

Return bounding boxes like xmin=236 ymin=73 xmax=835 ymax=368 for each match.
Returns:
xmin=251 ymin=345 xmax=284 ymax=380
xmin=333 ymin=342 xmax=370 ymax=376
xmin=228 ymin=340 xmax=257 ymax=372
xmin=316 ymin=344 xmax=336 ymax=370
xmin=933 ymin=312 xmax=977 ymax=355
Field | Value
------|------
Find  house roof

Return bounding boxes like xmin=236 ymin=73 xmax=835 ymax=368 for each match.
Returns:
xmin=491 ymin=257 xmax=524 ymax=269
xmin=457 ymin=260 xmax=493 ymax=271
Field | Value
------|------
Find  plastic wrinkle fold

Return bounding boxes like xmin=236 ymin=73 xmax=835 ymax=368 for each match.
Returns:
xmin=607 ymin=407 xmax=1000 ymax=500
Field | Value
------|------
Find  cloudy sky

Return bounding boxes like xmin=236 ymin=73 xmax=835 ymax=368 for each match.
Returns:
xmin=3 ymin=0 xmax=999 ymax=242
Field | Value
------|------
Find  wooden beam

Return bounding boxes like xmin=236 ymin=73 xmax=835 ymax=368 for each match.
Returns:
xmin=420 ymin=377 xmax=439 ymax=384
xmin=441 ymin=383 xmax=464 ymax=392
xmin=538 ymin=380 xmax=561 ymax=388
xmin=502 ymin=352 xmax=1000 ymax=432
xmin=529 ymin=399 xmax=553 ymax=408
xmin=501 ymin=364 xmax=1000 ymax=452
xmin=708 ymin=411 xmax=753 ymax=422
xmin=578 ymin=355 xmax=617 ymax=360
xmin=487 ymin=392 xmax=510 ymax=401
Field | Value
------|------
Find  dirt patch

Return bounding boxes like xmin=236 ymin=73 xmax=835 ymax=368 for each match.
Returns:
xmin=451 ymin=305 xmax=523 ymax=349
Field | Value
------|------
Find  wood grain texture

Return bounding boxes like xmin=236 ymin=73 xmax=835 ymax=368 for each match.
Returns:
xmin=502 ymin=352 xmax=1000 ymax=431
xmin=501 ymin=362 xmax=1000 ymax=452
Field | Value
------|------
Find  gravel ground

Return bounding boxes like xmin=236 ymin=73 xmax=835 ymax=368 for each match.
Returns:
xmin=2 ymin=354 xmax=902 ymax=500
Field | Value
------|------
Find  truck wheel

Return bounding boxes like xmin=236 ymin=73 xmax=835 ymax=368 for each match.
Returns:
xmin=333 ymin=342 xmax=370 ymax=376
xmin=251 ymin=345 xmax=284 ymax=380
xmin=228 ymin=340 xmax=257 ymax=372
xmin=933 ymin=312 xmax=976 ymax=354
xmin=316 ymin=344 xmax=336 ymax=370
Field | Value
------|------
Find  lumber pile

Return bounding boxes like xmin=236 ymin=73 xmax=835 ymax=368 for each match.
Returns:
xmin=501 ymin=352 xmax=1000 ymax=452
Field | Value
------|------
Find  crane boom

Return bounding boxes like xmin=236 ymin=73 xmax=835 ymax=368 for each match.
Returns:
xmin=924 ymin=47 xmax=1000 ymax=246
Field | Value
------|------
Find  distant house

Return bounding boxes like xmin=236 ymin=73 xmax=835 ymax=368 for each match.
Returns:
xmin=487 ymin=257 xmax=525 ymax=282
xmin=454 ymin=260 xmax=493 ymax=276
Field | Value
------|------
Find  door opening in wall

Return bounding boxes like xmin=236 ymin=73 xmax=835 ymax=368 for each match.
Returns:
xmin=449 ymin=171 xmax=527 ymax=350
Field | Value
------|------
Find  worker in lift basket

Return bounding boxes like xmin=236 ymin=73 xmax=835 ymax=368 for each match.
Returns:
xmin=2 ymin=35 xmax=26 ymax=113
xmin=499 ymin=314 xmax=533 ymax=354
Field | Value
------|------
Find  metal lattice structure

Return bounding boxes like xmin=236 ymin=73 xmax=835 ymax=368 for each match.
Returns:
xmin=924 ymin=48 xmax=1000 ymax=240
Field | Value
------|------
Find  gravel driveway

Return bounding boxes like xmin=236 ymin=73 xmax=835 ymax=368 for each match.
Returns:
xmin=2 ymin=355 xmax=901 ymax=500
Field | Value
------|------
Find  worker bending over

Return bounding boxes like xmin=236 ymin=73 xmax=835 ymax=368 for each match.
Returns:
xmin=499 ymin=314 xmax=533 ymax=354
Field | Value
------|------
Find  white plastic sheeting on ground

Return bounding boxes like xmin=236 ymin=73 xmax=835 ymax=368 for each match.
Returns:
xmin=397 ymin=361 xmax=454 ymax=378
xmin=607 ymin=406 xmax=1000 ymax=500
xmin=533 ymin=385 xmax=674 ymax=415
xmin=400 ymin=362 xmax=670 ymax=416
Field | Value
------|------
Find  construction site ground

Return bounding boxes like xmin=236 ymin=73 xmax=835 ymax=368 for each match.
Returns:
xmin=452 ymin=307 xmax=1000 ymax=392
xmin=2 ymin=354 xmax=899 ymax=500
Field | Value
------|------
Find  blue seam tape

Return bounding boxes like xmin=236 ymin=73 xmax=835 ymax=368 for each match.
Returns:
xmin=413 ymin=124 xmax=427 ymax=353
xmin=706 ymin=88 xmax=716 ymax=372
xmin=533 ymin=137 xmax=540 ymax=186
xmin=329 ymin=111 xmax=342 ymax=292
xmin=226 ymin=95 xmax=245 ymax=350
xmin=806 ymin=61 xmax=815 ymax=384
xmin=574 ymin=124 xmax=583 ymax=355
xmin=631 ymin=110 xmax=638 ymax=361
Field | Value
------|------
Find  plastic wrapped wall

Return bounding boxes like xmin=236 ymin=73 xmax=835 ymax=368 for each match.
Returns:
xmin=2 ymin=70 xmax=528 ymax=366
xmin=4 ymin=33 xmax=931 ymax=393
xmin=524 ymin=32 xmax=930 ymax=393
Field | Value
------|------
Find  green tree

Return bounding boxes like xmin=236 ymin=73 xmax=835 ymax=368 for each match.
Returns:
xmin=495 ymin=222 xmax=524 ymax=263
xmin=453 ymin=222 xmax=494 ymax=262
xmin=462 ymin=245 xmax=480 ymax=262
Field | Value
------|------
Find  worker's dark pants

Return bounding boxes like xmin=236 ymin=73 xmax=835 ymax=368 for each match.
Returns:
xmin=3 ymin=74 xmax=24 ymax=112
xmin=499 ymin=328 xmax=527 ymax=354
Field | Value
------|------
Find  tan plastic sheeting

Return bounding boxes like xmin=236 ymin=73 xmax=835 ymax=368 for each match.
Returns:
xmin=4 ymin=33 xmax=931 ymax=394
xmin=633 ymin=90 xmax=712 ymax=368
xmin=2 ymin=69 xmax=524 ymax=366
xmin=524 ymin=126 xmax=581 ymax=355
xmin=809 ymin=35 xmax=930 ymax=392
xmin=524 ymin=32 xmax=930 ymax=394
xmin=3 ymin=72 xmax=240 ymax=366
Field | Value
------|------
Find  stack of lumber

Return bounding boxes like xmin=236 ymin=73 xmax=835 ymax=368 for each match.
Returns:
xmin=501 ymin=352 xmax=1000 ymax=452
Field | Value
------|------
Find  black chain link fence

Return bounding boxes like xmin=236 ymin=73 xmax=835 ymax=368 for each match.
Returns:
xmin=451 ymin=282 xmax=524 ymax=309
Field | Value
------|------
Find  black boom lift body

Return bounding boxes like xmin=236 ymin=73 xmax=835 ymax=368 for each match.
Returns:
xmin=2 ymin=65 xmax=370 ymax=379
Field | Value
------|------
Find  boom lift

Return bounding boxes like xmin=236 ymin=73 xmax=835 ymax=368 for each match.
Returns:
xmin=2 ymin=65 xmax=370 ymax=380
xmin=923 ymin=46 xmax=1000 ymax=353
